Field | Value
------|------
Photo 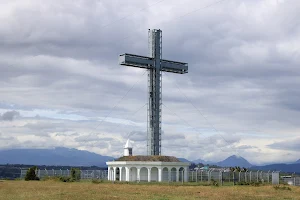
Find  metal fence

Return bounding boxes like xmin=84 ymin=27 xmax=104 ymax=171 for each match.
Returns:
xmin=20 ymin=169 xmax=108 ymax=180
xmin=20 ymin=168 xmax=281 ymax=185
xmin=188 ymin=170 xmax=274 ymax=185
xmin=282 ymin=177 xmax=300 ymax=186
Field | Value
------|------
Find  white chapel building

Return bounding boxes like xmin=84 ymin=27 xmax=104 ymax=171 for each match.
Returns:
xmin=106 ymin=140 xmax=190 ymax=182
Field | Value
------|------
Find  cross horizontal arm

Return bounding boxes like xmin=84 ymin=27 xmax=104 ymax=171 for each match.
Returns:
xmin=119 ymin=53 xmax=153 ymax=70
xmin=161 ymin=59 xmax=188 ymax=74
xmin=119 ymin=53 xmax=188 ymax=74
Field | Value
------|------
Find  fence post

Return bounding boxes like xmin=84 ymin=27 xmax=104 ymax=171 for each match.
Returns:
xmin=191 ymin=171 xmax=193 ymax=182
xmin=260 ymin=171 xmax=262 ymax=182
xmin=200 ymin=170 xmax=202 ymax=182
xmin=220 ymin=171 xmax=223 ymax=186
xmin=257 ymin=171 xmax=259 ymax=182
xmin=208 ymin=169 xmax=213 ymax=183
xmin=208 ymin=171 xmax=210 ymax=183
xmin=239 ymin=172 xmax=241 ymax=182
xmin=250 ymin=171 xmax=252 ymax=182
xmin=233 ymin=172 xmax=235 ymax=185
xmin=196 ymin=169 xmax=198 ymax=182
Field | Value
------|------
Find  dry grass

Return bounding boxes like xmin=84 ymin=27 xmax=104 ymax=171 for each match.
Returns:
xmin=1 ymin=180 xmax=300 ymax=200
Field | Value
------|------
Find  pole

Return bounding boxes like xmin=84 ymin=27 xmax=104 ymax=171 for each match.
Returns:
xmin=192 ymin=171 xmax=194 ymax=182
xmin=233 ymin=171 xmax=235 ymax=185
xmin=220 ymin=171 xmax=223 ymax=186
xmin=200 ymin=170 xmax=202 ymax=182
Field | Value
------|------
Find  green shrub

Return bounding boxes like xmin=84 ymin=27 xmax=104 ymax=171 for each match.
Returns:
xmin=235 ymin=181 xmax=262 ymax=186
xmin=273 ymin=185 xmax=291 ymax=191
xmin=251 ymin=181 xmax=261 ymax=187
xmin=42 ymin=176 xmax=74 ymax=182
xmin=25 ymin=166 xmax=40 ymax=181
xmin=92 ymin=179 xmax=103 ymax=184
xmin=59 ymin=176 xmax=73 ymax=182
xmin=71 ymin=168 xmax=81 ymax=181
xmin=211 ymin=180 xmax=219 ymax=187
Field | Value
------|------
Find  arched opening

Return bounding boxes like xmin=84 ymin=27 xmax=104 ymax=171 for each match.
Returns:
xmin=116 ymin=167 xmax=120 ymax=181
xmin=179 ymin=167 xmax=184 ymax=182
xmin=140 ymin=167 xmax=148 ymax=182
xmin=130 ymin=167 xmax=137 ymax=182
xmin=151 ymin=167 xmax=159 ymax=182
xmin=121 ymin=167 xmax=126 ymax=181
xmin=171 ymin=168 xmax=177 ymax=182
xmin=162 ymin=167 xmax=169 ymax=182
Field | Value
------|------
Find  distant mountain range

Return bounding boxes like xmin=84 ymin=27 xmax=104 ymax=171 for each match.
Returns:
xmin=0 ymin=147 xmax=114 ymax=167
xmin=192 ymin=155 xmax=252 ymax=168
xmin=216 ymin=155 xmax=252 ymax=168
xmin=178 ymin=158 xmax=191 ymax=163
xmin=192 ymin=156 xmax=300 ymax=172
xmin=251 ymin=163 xmax=300 ymax=173
xmin=0 ymin=147 xmax=299 ymax=173
xmin=192 ymin=158 xmax=209 ymax=164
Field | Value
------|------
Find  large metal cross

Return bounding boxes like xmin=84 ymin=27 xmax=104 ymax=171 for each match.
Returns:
xmin=119 ymin=29 xmax=188 ymax=155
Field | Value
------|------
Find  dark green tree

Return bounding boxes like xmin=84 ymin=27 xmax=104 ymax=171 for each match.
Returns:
xmin=25 ymin=166 xmax=39 ymax=181
xmin=242 ymin=167 xmax=248 ymax=172
xmin=71 ymin=168 xmax=81 ymax=181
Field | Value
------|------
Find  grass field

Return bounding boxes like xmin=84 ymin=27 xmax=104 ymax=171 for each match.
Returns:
xmin=1 ymin=180 xmax=300 ymax=200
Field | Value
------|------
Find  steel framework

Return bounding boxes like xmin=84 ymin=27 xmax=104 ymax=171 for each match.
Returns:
xmin=119 ymin=29 xmax=188 ymax=155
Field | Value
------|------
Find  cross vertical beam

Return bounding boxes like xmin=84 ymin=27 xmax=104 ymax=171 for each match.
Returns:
xmin=118 ymin=29 xmax=188 ymax=156
xmin=147 ymin=29 xmax=162 ymax=155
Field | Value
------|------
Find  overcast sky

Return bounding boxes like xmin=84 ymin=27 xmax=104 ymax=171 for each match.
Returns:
xmin=0 ymin=0 xmax=299 ymax=165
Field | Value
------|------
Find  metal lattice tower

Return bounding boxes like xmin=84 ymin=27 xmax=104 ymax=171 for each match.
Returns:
xmin=119 ymin=29 xmax=188 ymax=155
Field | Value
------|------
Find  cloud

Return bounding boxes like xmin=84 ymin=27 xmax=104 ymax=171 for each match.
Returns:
xmin=268 ymin=137 xmax=300 ymax=151
xmin=0 ymin=0 xmax=300 ymax=164
xmin=0 ymin=110 xmax=20 ymax=121
xmin=127 ymin=131 xmax=146 ymax=142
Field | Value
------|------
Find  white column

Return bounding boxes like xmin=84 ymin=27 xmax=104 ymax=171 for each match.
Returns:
xmin=137 ymin=168 xmax=141 ymax=182
xmin=119 ymin=167 xmax=123 ymax=181
xmin=148 ymin=168 xmax=151 ymax=182
xmin=108 ymin=168 xmax=111 ymax=181
xmin=126 ymin=167 xmax=130 ymax=181
xmin=113 ymin=167 xmax=117 ymax=181
xmin=176 ymin=168 xmax=179 ymax=182
xmin=184 ymin=167 xmax=189 ymax=182
xmin=168 ymin=168 xmax=171 ymax=182
xmin=158 ymin=168 xmax=162 ymax=182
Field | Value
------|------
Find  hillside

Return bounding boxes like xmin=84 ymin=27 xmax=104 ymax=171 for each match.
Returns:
xmin=178 ymin=158 xmax=191 ymax=163
xmin=0 ymin=147 xmax=114 ymax=167
xmin=217 ymin=155 xmax=252 ymax=168
xmin=251 ymin=163 xmax=300 ymax=173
